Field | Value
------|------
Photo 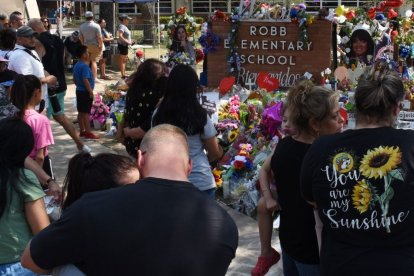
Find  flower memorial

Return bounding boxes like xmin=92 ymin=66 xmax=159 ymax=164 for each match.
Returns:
xmin=90 ymin=94 xmax=110 ymax=129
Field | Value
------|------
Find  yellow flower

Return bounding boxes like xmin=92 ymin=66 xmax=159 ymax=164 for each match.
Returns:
xmin=227 ymin=129 xmax=239 ymax=143
xmin=359 ymin=146 xmax=401 ymax=179
xmin=352 ymin=179 xmax=373 ymax=214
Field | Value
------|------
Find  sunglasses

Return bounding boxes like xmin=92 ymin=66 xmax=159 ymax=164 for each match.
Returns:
xmin=43 ymin=20 xmax=49 ymax=23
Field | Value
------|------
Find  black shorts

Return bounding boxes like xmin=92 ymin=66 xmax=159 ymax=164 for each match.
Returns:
xmin=118 ymin=44 xmax=128 ymax=55
xmin=102 ymin=50 xmax=110 ymax=59
xmin=76 ymin=90 xmax=93 ymax=113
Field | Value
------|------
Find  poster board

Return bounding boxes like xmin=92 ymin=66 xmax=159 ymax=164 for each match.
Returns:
xmin=208 ymin=20 xmax=333 ymax=88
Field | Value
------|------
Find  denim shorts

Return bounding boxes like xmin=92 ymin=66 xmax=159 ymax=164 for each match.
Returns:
xmin=0 ymin=261 xmax=37 ymax=276
xmin=282 ymin=249 xmax=320 ymax=276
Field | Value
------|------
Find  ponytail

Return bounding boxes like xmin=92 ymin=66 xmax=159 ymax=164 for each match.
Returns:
xmin=10 ymin=74 xmax=41 ymax=119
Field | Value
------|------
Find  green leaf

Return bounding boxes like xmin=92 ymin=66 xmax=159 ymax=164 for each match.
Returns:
xmin=389 ymin=169 xmax=404 ymax=182
xmin=384 ymin=187 xmax=395 ymax=203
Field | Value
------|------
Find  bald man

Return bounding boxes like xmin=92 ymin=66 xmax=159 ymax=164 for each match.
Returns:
xmin=22 ymin=124 xmax=238 ymax=275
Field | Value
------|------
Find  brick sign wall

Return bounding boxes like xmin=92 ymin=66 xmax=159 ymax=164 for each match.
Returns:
xmin=208 ymin=20 xmax=332 ymax=88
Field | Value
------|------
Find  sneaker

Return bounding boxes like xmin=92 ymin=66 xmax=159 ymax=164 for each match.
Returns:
xmin=84 ymin=132 xmax=100 ymax=140
xmin=80 ymin=144 xmax=92 ymax=153
xmin=251 ymin=248 xmax=280 ymax=276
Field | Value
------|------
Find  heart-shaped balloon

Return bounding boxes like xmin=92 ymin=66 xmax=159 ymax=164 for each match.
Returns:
xmin=385 ymin=0 xmax=403 ymax=8
xmin=257 ymin=72 xmax=279 ymax=92
xmin=345 ymin=10 xmax=355 ymax=20
xmin=339 ymin=107 xmax=348 ymax=125
xmin=376 ymin=1 xmax=387 ymax=12
xmin=368 ymin=8 xmax=376 ymax=19
xmin=219 ymin=76 xmax=235 ymax=95
xmin=388 ymin=8 xmax=398 ymax=19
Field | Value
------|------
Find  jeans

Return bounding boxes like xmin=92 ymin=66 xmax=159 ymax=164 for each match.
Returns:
xmin=282 ymin=250 xmax=320 ymax=276
xmin=203 ymin=188 xmax=216 ymax=199
xmin=0 ymin=261 xmax=37 ymax=276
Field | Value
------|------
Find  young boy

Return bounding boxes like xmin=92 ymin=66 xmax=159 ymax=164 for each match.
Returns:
xmin=73 ymin=45 xmax=99 ymax=140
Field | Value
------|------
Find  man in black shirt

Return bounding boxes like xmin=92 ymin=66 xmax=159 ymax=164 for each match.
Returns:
xmin=22 ymin=124 xmax=239 ymax=275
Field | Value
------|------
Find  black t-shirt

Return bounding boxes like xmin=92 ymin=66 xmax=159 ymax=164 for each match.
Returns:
xmin=37 ymin=32 xmax=67 ymax=93
xmin=271 ymin=136 xmax=319 ymax=264
xmin=63 ymin=37 xmax=82 ymax=58
xmin=301 ymin=127 xmax=414 ymax=275
xmin=30 ymin=178 xmax=238 ymax=276
xmin=0 ymin=69 xmax=18 ymax=83
xmin=124 ymin=78 xmax=167 ymax=157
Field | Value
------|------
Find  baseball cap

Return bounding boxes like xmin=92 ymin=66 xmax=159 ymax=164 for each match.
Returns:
xmin=71 ymin=30 xmax=79 ymax=38
xmin=119 ymin=14 xmax=132 ymax=20
xmin=16 ymin=26 xmax=38 ymax=37
xmin=85 ymin=11 xmax=94 ymax=18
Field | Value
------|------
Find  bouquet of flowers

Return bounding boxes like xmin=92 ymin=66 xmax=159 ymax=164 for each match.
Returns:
xmin=165 ymin=51 xmax=194 ymax=67
xmin=90 ymin=94 xmax=110 ymax=127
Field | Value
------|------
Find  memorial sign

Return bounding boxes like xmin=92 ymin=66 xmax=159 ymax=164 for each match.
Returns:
xmin=208 ymin=20 xmax=333 ymax=88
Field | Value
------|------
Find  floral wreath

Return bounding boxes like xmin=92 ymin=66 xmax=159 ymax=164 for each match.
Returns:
xmin=198 ymin=30 xmax=220 ymax=54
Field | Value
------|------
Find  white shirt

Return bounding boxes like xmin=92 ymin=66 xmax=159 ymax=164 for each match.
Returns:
xmin=8 ymin=44 xmax=48 ymax=100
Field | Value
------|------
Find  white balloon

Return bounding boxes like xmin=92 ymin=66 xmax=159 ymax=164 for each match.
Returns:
xmin=405 ymin=10 xmax=413 ymax=18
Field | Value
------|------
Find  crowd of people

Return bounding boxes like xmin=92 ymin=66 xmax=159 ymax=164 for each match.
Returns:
xmin=0 ymin=7 xmax=414 ymax=276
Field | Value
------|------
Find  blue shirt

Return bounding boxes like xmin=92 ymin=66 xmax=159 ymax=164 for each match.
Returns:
xmin=73 ymin=61 xmax=94 ymax=92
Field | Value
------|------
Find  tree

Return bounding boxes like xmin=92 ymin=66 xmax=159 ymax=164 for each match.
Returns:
xmin=137 ymin=2 xmax=155 ymax=44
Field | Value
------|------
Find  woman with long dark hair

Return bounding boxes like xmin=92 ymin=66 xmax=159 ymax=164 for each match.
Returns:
xmin=11 ymin=75 xmax=54 ymax=176
xmin=169 ymin=25 xmax=195 ymax=62
xmin=152 ymin=64 xmax=222 ymax=198
xmin=0 ymin=118 xmax=49 ymax=275
xmin=123 ymin=58 xmax=167 ymax=158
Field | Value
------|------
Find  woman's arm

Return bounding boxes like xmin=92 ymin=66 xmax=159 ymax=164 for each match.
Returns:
xmin=35 ymin=148 xmax=46 ymax=168
xmin=25 ymin=198 xmax=50 ymax=234
xmin=203 ymin=137 xmax=223 ymax=163
xmin=258 ymin=152 xmax=280 ymax=212
xmin=123 ymin=126 xmax=146 ymax=139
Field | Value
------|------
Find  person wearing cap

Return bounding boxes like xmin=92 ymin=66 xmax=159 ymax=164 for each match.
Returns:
xmin=79 ymin=11 xmax=102 ymax=81
xmin=8 ymin=26 xmax=57 ymax=109
xmin=64 ymin=31 xmax=82 ymax=66
xmin=28 ymin=18 xmax=91 ymax=154
xmin=118 ymin=14 xmax=133 ymax=79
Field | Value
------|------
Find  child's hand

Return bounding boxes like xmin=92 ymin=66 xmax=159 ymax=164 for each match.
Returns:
xmin=265 ymin=197 xmax=280 ymax=212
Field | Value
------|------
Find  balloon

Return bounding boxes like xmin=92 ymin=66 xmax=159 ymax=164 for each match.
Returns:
xmin=388 ymin=8 xmax=398 ymax=19
xmin=219 ymin=76 xmax=235 ymax=95
xmin=405 ymin=10 xmax=413 ymax=18
xmin=335 ymin=5 xmax=346 ymax=16
xmin=376 ymin=1 xmax=386 ymax=12
xmin=339 ymin=107 xmax=348 ymax=125
xmin=384 ymin=0 xmax=403 ymax=8
xmin=257 ymin=72 xmax=279 ymax=92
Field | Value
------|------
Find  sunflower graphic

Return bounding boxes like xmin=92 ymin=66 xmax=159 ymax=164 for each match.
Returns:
xmin=359 ymin=146 xmax=401 ymax=179
xmin=352 ymin=179 xmax=375 ymax=214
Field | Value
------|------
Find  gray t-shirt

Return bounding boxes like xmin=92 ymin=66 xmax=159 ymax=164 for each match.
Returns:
xmin=187 ymin=115 xmax=217 ymax=191
xmin=79 ymin=21 xmax=102 ymax=46
xmin=118 ymin=24 xmax=131 ymax=46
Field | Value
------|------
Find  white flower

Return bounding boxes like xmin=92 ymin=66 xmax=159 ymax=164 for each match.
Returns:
xmin=324 ymin=68 xmax=332 ymax=75
xmin=341 ymin=36 xmax=350 ymax=44
xmin=192 ymin=22 xmax=197 ymax=27
xmin=345 ymin=47 xmax=351 ymax=53
xmin=159 ymin=24 xmax=165 ymax=30
xmin=188 ymin=17 xmax=194 ymax=23
xmin=188 ymin=37 xmax=193 ymax=42
xmin=168 ymin=20 xmax=174 ymax=26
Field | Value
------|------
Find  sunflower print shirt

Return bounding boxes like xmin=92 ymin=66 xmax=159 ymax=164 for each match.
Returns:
xmin=301 ymin=127 xmax=414 ymax=241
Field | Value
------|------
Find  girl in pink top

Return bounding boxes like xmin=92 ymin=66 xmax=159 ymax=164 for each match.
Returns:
xmin=11 ymin=75 xmax=54 ymax=176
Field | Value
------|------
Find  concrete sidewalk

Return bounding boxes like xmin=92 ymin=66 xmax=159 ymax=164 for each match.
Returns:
xmin=48 ymin=79 xmax=283 ymax=276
